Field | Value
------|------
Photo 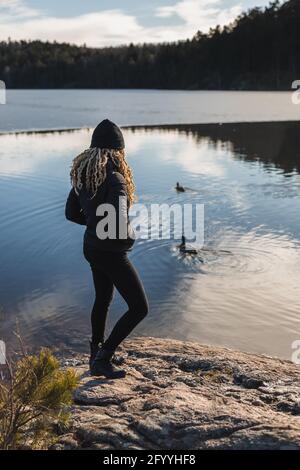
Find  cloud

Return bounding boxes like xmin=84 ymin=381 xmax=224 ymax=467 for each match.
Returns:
xmin=0 ymin=0 xmax=243 ymax=46
xmin=0 ymin=2 xmax=145 ymax=46
xmin=0 ymin=10 xmax=144 ymax=46
xmin=0 ymin=0 xmax=40 ymax=18
xmin=156 ymin=0 xmax=242 ymax=32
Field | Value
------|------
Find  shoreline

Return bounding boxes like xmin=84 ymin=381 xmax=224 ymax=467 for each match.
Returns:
xmin=2 ymin=119 xmax=300 ymax=136
xmin=54 ymin=336 xmax=300 ymax=450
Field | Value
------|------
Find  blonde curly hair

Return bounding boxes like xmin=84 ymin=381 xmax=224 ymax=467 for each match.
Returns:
xmin=70 ymin=148 xmax=136 ymax=206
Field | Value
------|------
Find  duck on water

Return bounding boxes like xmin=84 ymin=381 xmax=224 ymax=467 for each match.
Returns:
xmin=175 ymin=182 xmax=185 ymax=192
xmin=178 ymin=235 xmax=199 ymax=256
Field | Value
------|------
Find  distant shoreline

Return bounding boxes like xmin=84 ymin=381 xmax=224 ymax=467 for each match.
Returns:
xmin=1 ymin=0 xmax=298 ymax=93
xmin=3 ymin=87 xmax=296 ymax=92
xmin=2 ymin=119 xmax=300 ymax=136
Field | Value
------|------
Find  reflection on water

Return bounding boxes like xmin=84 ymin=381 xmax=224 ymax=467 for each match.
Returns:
xmin=1 ymin=90 xmax=300 ymax=132
xmin=1 ymin=122 xmax=300 ymax=358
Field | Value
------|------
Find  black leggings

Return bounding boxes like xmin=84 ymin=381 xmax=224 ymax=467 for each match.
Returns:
xmin=84 ymin=245 xmax=149 ymax=351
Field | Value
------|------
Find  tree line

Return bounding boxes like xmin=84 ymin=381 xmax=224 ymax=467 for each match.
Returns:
xmin=0 ymin=0 xmax=299 ymax=90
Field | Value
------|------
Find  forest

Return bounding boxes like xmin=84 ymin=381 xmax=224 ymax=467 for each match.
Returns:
xmin=0 ymin=0 xmax=299 ymax=90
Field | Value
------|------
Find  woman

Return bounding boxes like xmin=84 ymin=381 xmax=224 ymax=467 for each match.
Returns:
xmin=65 ymin=119 xmax=148 ymax=379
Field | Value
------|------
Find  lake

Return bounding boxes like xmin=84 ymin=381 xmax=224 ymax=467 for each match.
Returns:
xmin=0 ymin=90 xmax=300 ymax=359
xmin=1 ymin=89 xmax=300 ymax=132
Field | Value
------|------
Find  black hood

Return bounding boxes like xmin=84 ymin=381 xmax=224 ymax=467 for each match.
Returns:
xmin=90 ymin=119 xmax=125 ymax=149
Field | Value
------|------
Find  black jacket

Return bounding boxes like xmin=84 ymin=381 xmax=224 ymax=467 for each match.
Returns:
xmin=65 ymin=167 xmax=135 ymax=252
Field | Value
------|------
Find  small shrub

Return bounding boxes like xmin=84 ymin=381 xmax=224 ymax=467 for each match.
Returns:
xmin=0 ymin=348 xmax=78 ymax=450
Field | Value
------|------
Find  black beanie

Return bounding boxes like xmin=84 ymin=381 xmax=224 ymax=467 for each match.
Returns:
xmin=90 ymin=119 xmax=125 ymax=149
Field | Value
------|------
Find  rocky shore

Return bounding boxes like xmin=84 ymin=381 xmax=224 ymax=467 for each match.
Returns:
xmin=55 ymin=337 xmax=300 ymax=450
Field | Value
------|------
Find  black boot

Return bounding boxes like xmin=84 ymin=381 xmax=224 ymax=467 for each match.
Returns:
xmin=89 ymin=341 xmax=102 ymax=371
xmin=90 ymin=347 xmax=126 ymax=379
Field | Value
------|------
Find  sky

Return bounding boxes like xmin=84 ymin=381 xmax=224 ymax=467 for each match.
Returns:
xmin=0 ymin=0 xmax=277 ymax=47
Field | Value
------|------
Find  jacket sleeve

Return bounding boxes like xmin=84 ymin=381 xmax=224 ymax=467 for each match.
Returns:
xmin=65 ymin=188 xmax=86 ymax=226
xmin=106 ymin=172 xmax=128 ymax=239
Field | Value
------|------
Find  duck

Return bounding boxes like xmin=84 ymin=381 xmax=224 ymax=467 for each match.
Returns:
xmin=175 ymin=182 xmax=185 ymax=192
xmin=178 ymin=235 xmax=199 ymax=255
